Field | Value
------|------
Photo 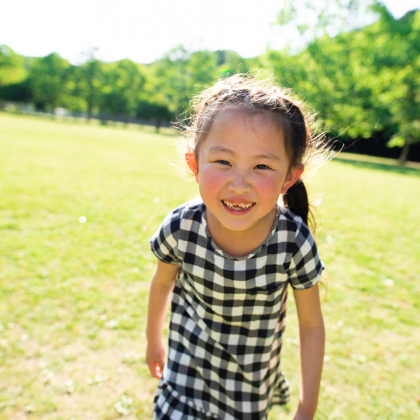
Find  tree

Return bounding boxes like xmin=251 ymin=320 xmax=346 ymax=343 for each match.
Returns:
xmin=99 ymin=59 xmax=146 ymax=123
xmin=74 ymin=48 xmax=104 ymax=120
xmin=215 ymin=50 xmax=251 ymax=78
xmin=151 ymin=45 xmax=219 ymax=116
xmin=135 ymin=100 xmax=172 ymax=132
xmin=0 ymin=80 xmax=32 ymax=103
xmin=0 ymin=45 xmax=27 ymax=87
xmin=268 ymin=1 xmax=420 ymax=162
xmin=151 ymin=45 xmax=192 ymax=116
xmin=368 ymin=8 xmax=420 ymax=162
xmin=28 ymin=53 xmax=71 ymax=111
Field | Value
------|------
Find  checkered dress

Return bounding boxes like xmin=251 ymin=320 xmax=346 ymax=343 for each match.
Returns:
xmin=150 ymin=198 xmax=324 ymax=420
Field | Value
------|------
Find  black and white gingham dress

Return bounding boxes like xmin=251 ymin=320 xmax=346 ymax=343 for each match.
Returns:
xmin=150 ymin=198 xmax=324 ymax=420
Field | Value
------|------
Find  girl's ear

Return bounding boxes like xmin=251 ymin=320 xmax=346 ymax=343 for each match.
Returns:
xmin=281 ymin=164 xmax=304 ymax=194
xmin=185 ymin=152 xmax=199 ymax=180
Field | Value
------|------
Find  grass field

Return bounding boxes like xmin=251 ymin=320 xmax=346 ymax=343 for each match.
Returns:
xmin=1 ymin=113 xmax=419 ymax=420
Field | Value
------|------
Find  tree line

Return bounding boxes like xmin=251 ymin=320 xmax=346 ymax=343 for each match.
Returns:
xmin=0 ymin=45 xmax=248 ymax=131
xmin=0 ymin=4 xmax=419 ymax=162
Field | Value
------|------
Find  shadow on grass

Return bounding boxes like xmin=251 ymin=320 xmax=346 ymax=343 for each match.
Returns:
xmin=333 ymin=157 xmax=420 ymax=177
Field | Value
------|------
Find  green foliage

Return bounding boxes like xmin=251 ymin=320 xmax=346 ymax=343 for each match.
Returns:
xmin=73 ymin=49 xmax=105 ymax=118
xmin=373 ymin=9 xmax=420 ymax=148
xmin=27 ymin=53 xmax=72 ymax=111
xmin=151 ymin=45 xmax=219 ymax=114
xmin=0 ymin=45 xmax=27 ymax=86
xmin=0 ymin=3 xmax=418 ymax=156
xmin=135 ymin=100 xmax=172 ymax=131
xmin=266 ymin=4 xmax=420 ymax=157
xmin=216 ymin=50 xmax=247 ymax=75
xmin=99 ymin=59 xmax=146 ymax=120
xmin=0 ymin=80 xmax=32 ymax=102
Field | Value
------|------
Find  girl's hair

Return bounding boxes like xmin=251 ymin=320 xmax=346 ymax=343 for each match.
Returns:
xmin=177 ymin=73 xmax=332 ymax=231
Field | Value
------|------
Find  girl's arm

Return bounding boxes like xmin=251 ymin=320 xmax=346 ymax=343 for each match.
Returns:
xmin=293 ymin=282 xmax=325 ymax=420
xmin=145 ymin=259 xmax=180 ymax=379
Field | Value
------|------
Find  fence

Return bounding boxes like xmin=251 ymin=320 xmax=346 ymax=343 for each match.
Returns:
xmin=0 ymin=101 xmax=172 ymax=130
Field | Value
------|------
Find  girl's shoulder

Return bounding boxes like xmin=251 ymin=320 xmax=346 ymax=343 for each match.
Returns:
xmin=152 ymin=197 xmax=205 ymax=240
xmin=276 ymin=204 xmax=324 ymax=289
xmin=150 ymin=198 xmax=204 ymax=265
xmin=276 ymin=204 xmax=314 ymax=247
xmin=167 ymin=196 xmax=205 ymax=223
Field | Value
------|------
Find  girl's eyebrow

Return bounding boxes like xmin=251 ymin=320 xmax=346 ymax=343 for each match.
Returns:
xmin=255 ymin=153 xmax=280 ymax=161
xmin=208 ymin=146 xmax=280 ymax=161
xmin=208 ymin=146 xmax=234 ymax=155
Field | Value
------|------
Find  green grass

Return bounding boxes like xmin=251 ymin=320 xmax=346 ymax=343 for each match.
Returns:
xmin=1 ymin=113 xmax=419 ymax=419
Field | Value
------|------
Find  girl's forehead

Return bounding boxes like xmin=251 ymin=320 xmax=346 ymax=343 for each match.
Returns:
xmin=199 ymin=108 xmax=287 ymax=158
xmin=213 ymin=108 xmax=277 ymax=129
xmin=209 ymin=109 xmax=283 ymax=141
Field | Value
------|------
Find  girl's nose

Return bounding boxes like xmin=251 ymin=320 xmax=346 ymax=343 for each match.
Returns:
xmin=227 ymin=170 xmax=251 ymax=194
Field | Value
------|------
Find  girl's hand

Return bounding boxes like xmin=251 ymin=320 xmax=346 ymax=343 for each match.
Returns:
xmin=146 ymin=340 xmax=166 ymax=379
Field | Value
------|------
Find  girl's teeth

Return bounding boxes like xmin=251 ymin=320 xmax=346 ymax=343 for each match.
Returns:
xmin=223 ymin=201 xmax=254 ymax=210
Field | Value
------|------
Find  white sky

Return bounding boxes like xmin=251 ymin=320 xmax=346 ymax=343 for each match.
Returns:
xmin=1 ymin=0 xmax=418 ymax=64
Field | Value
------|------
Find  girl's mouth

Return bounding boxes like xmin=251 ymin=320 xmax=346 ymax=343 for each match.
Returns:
xmin=221 ymin=200 xmax=256 ymax=211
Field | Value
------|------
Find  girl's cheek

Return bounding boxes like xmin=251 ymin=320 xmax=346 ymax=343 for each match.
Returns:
xmin=255 ymin=175 xmax=283 ymax=198
xmin=200 ymin=171 xmax=225 ymax=192
xmin=198 ymin=167 xmax=229 ymax=201
xmin=200 ymin=166 xmax=225 ymax=184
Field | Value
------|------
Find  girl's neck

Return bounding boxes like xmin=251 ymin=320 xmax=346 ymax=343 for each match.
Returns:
xmin=205 ymin=206 xmax=277 ymax=258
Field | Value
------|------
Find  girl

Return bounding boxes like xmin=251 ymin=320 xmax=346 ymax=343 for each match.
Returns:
xmin=146 ymin=74 xmax=327 ymax=420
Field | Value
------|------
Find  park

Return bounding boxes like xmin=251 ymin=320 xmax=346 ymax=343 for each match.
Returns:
xmin=1 ymin=113 xmax=419 ymax=419
xmin=1 ymin=0 xmax=420 ymax=418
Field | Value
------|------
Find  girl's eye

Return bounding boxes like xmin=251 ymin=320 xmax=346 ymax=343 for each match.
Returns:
xmin=255 ymin=164 xmax=270 ymax=170
xmin=216 ymin=160 xmax=231 ymax=166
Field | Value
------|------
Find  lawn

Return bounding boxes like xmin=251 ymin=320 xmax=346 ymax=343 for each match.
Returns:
xmin=0 ymin=113 xmax=419 ymax=420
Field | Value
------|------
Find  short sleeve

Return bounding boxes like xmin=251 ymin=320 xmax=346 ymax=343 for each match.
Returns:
xmin=288 ymin=223 xmax=324 ymax=290
xmin=150 ymin=210 xmax=182 ymax=265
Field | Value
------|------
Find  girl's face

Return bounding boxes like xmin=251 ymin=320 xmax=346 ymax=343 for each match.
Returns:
xmin=188 ymin=109 xmax=303 ymax=236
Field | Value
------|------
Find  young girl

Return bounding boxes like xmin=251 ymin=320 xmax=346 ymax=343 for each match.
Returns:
xmin=146 ymin=74 xmax=326 ymax=420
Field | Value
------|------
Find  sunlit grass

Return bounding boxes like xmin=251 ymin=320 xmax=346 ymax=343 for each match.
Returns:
xmin=1 ymin=113 xmax=419 ymax=419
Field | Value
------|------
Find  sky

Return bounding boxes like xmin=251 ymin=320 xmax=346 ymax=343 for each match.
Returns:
xmin=1 ymin=0 xmax=418 ymax=64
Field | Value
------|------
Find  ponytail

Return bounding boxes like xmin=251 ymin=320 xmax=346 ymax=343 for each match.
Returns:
xmin=283 ymin=179 xmax=314 ymax=230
